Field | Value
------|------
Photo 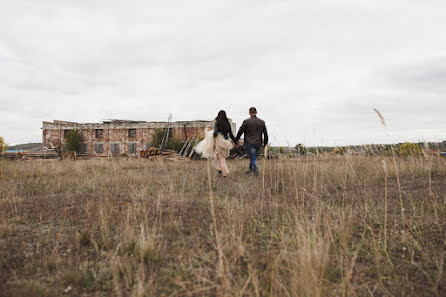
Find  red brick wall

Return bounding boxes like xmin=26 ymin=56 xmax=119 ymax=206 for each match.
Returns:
xmin=43 ymin=126 xmax=212 ymax=156
xmin=42 ymin=120 xmax=236 ymax=156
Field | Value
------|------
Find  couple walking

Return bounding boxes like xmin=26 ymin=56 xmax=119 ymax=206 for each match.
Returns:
xmin=195 ymin=107 xmax=268 ymax=177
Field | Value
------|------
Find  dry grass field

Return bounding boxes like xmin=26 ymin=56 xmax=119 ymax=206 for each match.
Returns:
xmin=0 ymin=155 xmax=445 ymax=297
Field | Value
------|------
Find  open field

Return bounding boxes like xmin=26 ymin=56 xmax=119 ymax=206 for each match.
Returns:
xmin=0 ymin=156 xmax=445 ymax=297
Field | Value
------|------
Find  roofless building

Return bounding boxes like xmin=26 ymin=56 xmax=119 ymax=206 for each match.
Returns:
xmin=42 ymin=119 xmax=236 ymax=156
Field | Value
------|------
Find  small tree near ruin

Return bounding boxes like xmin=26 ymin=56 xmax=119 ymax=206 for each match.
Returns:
xmin=64 ymin=130 xmax=84 ymax=152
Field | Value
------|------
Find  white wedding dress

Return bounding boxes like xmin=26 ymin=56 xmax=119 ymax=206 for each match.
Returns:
xmin=195 ymin=129 xmax=234 ymax=173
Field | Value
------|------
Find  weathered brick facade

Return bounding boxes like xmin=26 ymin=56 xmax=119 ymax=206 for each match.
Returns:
xmin=42 ymin=120 xmax=236 ymax=156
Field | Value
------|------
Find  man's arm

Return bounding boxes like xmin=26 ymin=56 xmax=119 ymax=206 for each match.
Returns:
xmin=262 ymin=123 xmax=268 ymax=147
xmin=235 ymin=121 xmax=247 ymax=142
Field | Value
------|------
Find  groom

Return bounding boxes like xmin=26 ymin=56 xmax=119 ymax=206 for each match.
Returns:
xmin=235 ymin=107 xmax=268 ymax=176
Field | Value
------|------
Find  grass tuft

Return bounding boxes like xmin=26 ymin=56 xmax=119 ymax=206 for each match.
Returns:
xmin=0 ymin=156 xmax=445 ymax=296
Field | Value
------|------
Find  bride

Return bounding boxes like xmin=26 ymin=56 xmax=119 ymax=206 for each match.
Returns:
xmin=195 ymin=110 xmax=237 ymax=177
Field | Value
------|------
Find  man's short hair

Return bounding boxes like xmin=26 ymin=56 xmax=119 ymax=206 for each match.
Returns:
xmin=249 ymin=107 xmax=257 ymax=114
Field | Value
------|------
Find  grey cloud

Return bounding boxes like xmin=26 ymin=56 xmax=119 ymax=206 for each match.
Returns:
xmin=1 ymin=0 xmax=446 ymax=145
xmin=386 ymin=58 xmax=446 ymax=93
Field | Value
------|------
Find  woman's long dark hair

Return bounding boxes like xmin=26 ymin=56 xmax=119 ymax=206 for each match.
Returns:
xmin=215 ymin=110 xmax=230 ymax=129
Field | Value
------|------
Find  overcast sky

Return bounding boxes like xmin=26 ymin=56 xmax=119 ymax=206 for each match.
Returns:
xmin=1 ymin=0 xmax=445 ymax=146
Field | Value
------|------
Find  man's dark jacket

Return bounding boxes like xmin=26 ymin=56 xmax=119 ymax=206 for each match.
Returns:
xmin=235 ymin=115 xmax=268 ymax=146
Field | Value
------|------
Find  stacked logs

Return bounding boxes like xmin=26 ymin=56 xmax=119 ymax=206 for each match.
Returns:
xmin=139 ymin=147 xmax=179 ymax=160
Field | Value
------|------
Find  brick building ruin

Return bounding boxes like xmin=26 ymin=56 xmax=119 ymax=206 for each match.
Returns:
xmin=42 ymin=119 xmax=236 ymax=156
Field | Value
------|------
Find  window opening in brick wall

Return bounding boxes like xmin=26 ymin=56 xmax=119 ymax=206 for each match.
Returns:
xmin=128 ymin=129 xmax=136 ymax=138
xmin=79 ymin=143 xmax=87 ymax=154
xmin=128 ymin=143 xmax=136 ymax=154
xmin=111 ymin=143 xmax=120 ymax=154
xmin=94 ymin=143 xmax=103 ymax=154
xmin=95 ymin=129 xmax=103 ymax=138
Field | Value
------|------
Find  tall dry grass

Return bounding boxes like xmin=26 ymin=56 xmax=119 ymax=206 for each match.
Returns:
xmin=0 ymin=154 xmax=445 ymax=296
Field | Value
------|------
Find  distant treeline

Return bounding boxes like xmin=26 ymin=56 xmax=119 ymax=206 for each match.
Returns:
xmin=270 ymin=141 xmax=446 ymax=156
xmin=6 ymin=143 xmax=42 ymax=151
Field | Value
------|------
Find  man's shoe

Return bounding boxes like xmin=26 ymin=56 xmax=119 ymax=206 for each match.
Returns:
xmin=245 ymin=170 xmax=252 ymax=175
xmin=253 ymin=170 xmax=260 ymax=177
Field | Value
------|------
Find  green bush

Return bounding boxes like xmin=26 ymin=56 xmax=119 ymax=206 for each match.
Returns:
xmin=0 ymin=136 xmax=6 ymax=152
xmin=167 ymin=138 xmax=183 ymax=153
xmin=64 ymin=130 xmax=84 ymax=152
xmin=151 ymin=128 xmax=165 ymax=148
xmin=396 ymin=142 xmax=423 ymax=156
xmin=151 ymin=128 xmax=183 ymax=152
xmin=295 ymin=144 xmax=306 ymax=155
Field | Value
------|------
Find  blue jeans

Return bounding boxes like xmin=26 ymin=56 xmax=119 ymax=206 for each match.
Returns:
xmin=247 ymin=144 xmax=261 ymax=173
